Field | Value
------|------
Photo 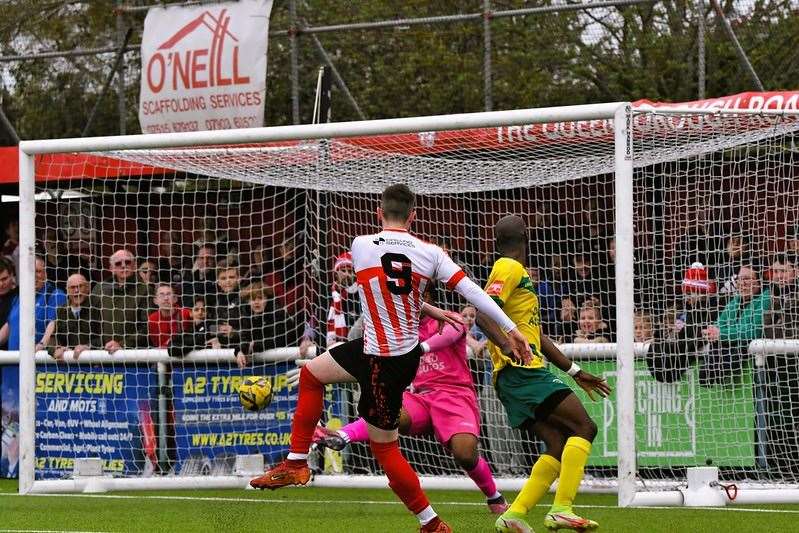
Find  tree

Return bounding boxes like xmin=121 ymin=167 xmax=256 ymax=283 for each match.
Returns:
xmin=0 ymin=0 xmax=796 ymax=140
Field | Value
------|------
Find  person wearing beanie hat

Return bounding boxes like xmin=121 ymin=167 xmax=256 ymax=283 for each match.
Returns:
xmin=646 ymin=262 xmax=719 ymax=384
xmin=326 ymin=251 xmax=360 ymax=347
xmin=333 ymin=251 xmax=353 ymax=273
xmin=682 ymin=262 xmax=716 ymax=295
xmin=676 ymin=262 xmax=718 ymax=339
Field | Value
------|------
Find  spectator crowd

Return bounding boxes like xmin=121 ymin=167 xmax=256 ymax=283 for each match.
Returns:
xmin=2 ymin=218 xmax=798 ymax=390
xmin=4 ymin=212 xmax=799 ymax=476
xmin=0 ymin=225 xmax=314 ymax=365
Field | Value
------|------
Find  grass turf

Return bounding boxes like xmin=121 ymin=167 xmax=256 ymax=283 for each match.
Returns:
xmin=1 ymin=479 xmax=797 ymax=532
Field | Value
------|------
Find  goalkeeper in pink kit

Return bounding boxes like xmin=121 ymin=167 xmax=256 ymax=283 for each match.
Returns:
xmin=314 ymin=285 xmax=508 ymax=514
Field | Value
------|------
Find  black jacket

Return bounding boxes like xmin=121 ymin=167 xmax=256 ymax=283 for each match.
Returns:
xmin=238 ymin=300 xmax=303 ymax=356
xmin=51 ymin=304 xmax=101 ymax=349
xmin=647 ymin=297 xmax=717 ymax=382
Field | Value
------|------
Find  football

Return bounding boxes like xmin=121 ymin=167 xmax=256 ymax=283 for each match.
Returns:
xmin=238 ymin=376 xmax=273 ymax=411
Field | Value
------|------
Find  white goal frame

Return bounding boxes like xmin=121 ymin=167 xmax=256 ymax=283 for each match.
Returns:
xmin=18 ymin=102 xmax=799 ymax=505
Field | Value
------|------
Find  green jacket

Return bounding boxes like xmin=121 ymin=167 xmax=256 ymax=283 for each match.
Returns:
xmin=716 ymin=289 xmax=771 ymax=342
xmin=90 ymin=279 xmax=152 ymax=348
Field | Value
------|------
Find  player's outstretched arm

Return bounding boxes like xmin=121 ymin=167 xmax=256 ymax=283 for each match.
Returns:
xmin=475 ymin=311 xmax=511 ymax=353
xmin=454 ymin=277 xmax=531 ymax=365
xmin=434 ymin=249 xmax=530 ymax=362
xmin=421 ymin=301 xmax=464 ymax=333
xmin=475 ymin=310 xmax=529 ymax=365
xmin=420 ymin=321 xmax=465 ymax=354
xmin=540 ymin=334 xmax=612 ymax=401
xmin=458 ymin=294 xmax=530 ymax=362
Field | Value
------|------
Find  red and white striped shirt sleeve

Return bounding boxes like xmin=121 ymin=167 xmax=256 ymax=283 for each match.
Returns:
xmin=433 ymin=246 xmax=466 ymax=289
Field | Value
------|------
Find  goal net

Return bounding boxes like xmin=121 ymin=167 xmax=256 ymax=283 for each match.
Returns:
xmin=13 ymin=103 xmax=799 ymax=504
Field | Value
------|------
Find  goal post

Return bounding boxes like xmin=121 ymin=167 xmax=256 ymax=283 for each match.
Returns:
xmin=614 ymin=103 xmax=636 ymax=508
xmin=15 ymin=101 xmax=799 ymax=506
xmin=16 ymin=102 xmax=630 ymax=497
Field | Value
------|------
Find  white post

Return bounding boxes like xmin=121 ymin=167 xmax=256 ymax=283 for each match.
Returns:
xmin=17 ymin=148 xmax=36 ymax=494
xmin=157 ymin=362 xmax=169 ymax=468
xmin=614 ymin=103 xmax=636 ymax=507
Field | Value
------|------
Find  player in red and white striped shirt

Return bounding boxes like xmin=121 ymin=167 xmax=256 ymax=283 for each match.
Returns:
xmin=251 ymin=184 xmax=531 ymax=533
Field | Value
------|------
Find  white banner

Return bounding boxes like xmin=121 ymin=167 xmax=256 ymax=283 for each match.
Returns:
xmin=138 ymin=0 xmax=272 ymax=134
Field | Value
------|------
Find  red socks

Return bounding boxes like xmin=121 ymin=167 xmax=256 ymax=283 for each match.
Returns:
xmin=289 ymin=366 xmax=324 ymax=455
xmin=370 ymin=440 xmax=429 ymax=514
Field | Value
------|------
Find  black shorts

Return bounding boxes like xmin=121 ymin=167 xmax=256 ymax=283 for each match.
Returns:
xmin=329 ymin=338 xmax=422 ymax=430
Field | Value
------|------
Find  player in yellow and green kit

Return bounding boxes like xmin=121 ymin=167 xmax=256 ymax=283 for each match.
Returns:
xmin=477 ymin=215 xmax=612 ymax=533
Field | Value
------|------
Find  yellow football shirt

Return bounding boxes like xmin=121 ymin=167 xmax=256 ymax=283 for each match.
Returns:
xmin=484 ymin=257 xmax=545 ymax=373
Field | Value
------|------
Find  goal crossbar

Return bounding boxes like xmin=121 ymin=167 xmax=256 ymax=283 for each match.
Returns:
xmin=18 ymin=103 xmax=626 ymax=155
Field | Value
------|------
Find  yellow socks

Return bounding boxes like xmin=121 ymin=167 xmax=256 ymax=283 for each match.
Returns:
xmin=509 ymin=454 xmax=561 ymax=514
xmin=552 ymin=436 xmax=592 ymax=511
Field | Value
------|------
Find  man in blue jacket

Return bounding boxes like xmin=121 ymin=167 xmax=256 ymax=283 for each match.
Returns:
xmin=0 ymin=256 xmax=66 ymax=350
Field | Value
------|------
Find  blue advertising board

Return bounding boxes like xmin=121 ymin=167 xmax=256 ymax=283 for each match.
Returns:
xmin=1 ymin=364 xmax=154 ymax=479
xmin=2 ymin=361 xmax=350 ymax=479
xmin=171 ymin=362 xmax=298 ymax=473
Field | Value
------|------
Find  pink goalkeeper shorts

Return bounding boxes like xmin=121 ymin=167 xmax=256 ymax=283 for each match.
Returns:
xmin=402 ymin=386 xmax=481 ymax=446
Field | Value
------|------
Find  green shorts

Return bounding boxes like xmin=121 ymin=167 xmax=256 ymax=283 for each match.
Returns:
xmin=495 ymin=365 xmax=573 ymax=429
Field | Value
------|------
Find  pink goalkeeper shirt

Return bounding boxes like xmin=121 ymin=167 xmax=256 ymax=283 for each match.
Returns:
xmin=412 ymin=315 xmax=473 ymax=392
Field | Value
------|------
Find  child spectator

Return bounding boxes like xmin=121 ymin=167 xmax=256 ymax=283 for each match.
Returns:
xmin=634 ymin=310 xmax=654 ymax=343
xmin=235 ymin=282 xmax=310 ymax=368
xmin=461 ymin=303 xmax=491 ymax=391
xmin=190 ymin=297 xmax=208 ymax=327
xmin=170 ymin=297 xmax=225 ymax=357
xmin=148 ymin=284 xmax=192 ymax=348
xmin=207 ymin=258 xmax=242 ymax=338
xmin=550 ymin=296 xmax=578 ymax=344
xmin=572 ymin=302 xmax=610 ymax=343
xmin=460 ymin=304 xmax=488 ymax=354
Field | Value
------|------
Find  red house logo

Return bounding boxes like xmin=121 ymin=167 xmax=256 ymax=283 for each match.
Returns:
xmin=146 ymin=8 xmax=251 ymax=93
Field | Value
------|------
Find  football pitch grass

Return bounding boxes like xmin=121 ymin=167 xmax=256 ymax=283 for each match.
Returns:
xmin=2 ymin=479 xmax=797 ymax=532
